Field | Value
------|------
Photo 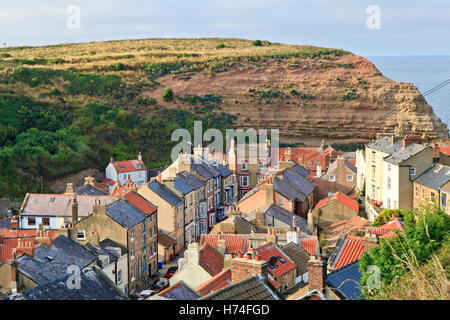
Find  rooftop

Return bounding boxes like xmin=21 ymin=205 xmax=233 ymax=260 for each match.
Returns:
xmin=313 ymin=192 xmax=359 ymax=213
xmin=280 ymin=242 xmax=310 ymax=275
xmin=113 ymin=159 xmax=146 ymax=173
xmin=384 ymin=144 xmax=429 ymax=165
xmin=328 ymin=235 xmax=364 ymax=270
xmin=200 ymin=274 xmax=280 ymax=300
xmin=157 ymin=281 xmax=201 ymax=300
xmin=253 ymin=242 xmax=297 ymax=278
xmin=327 ymin=260 xmax=363 ymax=300
xmin=264 ymin=204 xmax=311 ymax=235
xmin=125 ymin=191 xmax=157 ymax=215
xmin=74 ymin=184 xmax=107 ymax=196
xmin=147 ymin=180 xmax=183 ymax=207
xmin=413 ymin=163 xmax=450 ymax=190
xmin=177 ymin=171 xmax=204 ymax=189
xmin=195 ymin=268 xmax=232 ymax=296
xmin=199 ymin=243 xmax=224 ymax=277
xmin=106 ymin=199 xmax=147 ymax=230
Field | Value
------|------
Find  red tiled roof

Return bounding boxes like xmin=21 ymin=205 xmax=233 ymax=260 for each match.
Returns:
xmin=314 ymin=192 xmax=359 ymax=213
xmin=200 ymin=234 xmax=249 ymax=255
xmin=0 ymin=229 xmax=59 ymax=262
xmin=332 ymin=235 xmax=364 ymax=270
xmin=299 ymin=236 xmax=318 ymax=256
xmin=267 ymin=277 xmax=281 ymax=289
xmin=199 ymin=243 xmax=224 ymax=277
xmin=439 ymin=145 xmax=450 ymax=156
xmin=125 ymin=192 xmax=157 ymax=215
xmin=113 ymin=160 xmax=146 ymax=173
xmin=195 ymin=268 xmax=232 ymax=295
xmin=253 ymin=242 xmax=296 ymax=277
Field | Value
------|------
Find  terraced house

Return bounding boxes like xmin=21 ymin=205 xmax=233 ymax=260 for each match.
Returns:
xmin=74 ymin=192 xmax=158 ymax=294
xmin=138 ymin=179 xmax=185 ymax=254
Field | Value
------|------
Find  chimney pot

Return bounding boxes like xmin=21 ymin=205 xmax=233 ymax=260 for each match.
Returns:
xmin=237 ymin=252 xmax=243 ymax=258
xmin=246 ymin=253 xmax=252 ymax=260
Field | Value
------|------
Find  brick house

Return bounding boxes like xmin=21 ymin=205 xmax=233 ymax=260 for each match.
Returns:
xmin=278 ymin=145 xmax=341 ymax=172
xmin=413 ymin=164 xmax=450 ymax=215
xmin=74 ymin=195 xmax=157 ymax=294
xmin=314 ymin=156 xmax=357 ymax=200
xmin=310 ymin=192 xmax=359 ymax=229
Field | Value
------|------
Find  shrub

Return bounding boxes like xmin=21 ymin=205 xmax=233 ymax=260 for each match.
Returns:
xmin=112 ymin=62 xmax=125 ymax=71
xmin=0 ymin=53 xmax=12 ymax=58
xmin=216 ymin=43 xmax=226 ymax=49
xmin=162 ymin=88 xmax=173 ymax=102
xmin=252 ymin=40 xmax=262 ymax=47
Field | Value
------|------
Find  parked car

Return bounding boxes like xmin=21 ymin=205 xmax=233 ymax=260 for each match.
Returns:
xmin=138 ymin=290 xmax=155 ymax=299
xmin=164 ymin=266 xmax=178 ymax=279
xmin=152 ymin=279 xmax=169 ymax=293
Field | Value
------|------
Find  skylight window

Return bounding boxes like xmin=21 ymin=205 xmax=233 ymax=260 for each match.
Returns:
xmin=49 ymin=197 xmax=55 ymax=203
xmin=119 ymin=165 xmax=125 ymax=168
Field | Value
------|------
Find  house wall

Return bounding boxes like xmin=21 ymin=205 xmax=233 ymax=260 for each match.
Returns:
xmin=315 ymin=159 xmax=356 ymax=200
xmin=138 ymin=185 xmax=184 ymax=254
xmin=356 ymin=149 xmax=366 ymax=192
xmin=413 ymin=182 xmax=438 ymax=209
xmin=105 ymin=163 xmax=118 ymax=183
xmin=441 ymin=182 xmax=450 ymax=215
xmin=382 ymin=163 xmax=400 ymax=209
xmin=0 ymin=263 xmax=38 ymax=295
xmin=273 ymin=268 xmax=297 ymax=294
xmin=312 ymin=201 xmax=358 ymax=229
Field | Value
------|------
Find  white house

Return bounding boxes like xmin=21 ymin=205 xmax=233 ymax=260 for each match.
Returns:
xmin=106 ymin=153 xmax=147 ymax=192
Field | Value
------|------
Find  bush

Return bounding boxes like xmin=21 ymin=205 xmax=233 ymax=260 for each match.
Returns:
xmin=216 ymin=43 xmax=226 ymax=49
xmin=252 ymin=40 xmax=262 ymax=47
xmin=162 ymin=88 xmax=173 ymax=102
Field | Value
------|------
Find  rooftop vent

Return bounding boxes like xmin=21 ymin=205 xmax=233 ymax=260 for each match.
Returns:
xmin=46 ymin=256 xmax=54 ymax=261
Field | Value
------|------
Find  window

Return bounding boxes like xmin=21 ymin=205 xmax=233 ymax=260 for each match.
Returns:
xmin=387 ymin=164 xmax=391 ymax=172
xmin=372 ymin=166 xmax=376 ymax=180
xmin=309 ymin=161 xmax=313 ymax=166
xmin=130 ymin=229 xmax=134 ymax=241
xmin=329 ymin=175 xmax=336 ymax=182
xmin=347 ymin=175 xmax=353 ymax=182
xmin=241 ymin=162 xmax=248 ymax=170
xmin=42 ymin=217 xmax=50 ymax=226
xmin=240 ymin=176 xmax=249 ymax=187
xmin=387 ymin=198 xmax=391 ymax=208
xmin=371 ymin=185 xmax=376 ymax=199
xmin=431 ymin=191 xmax=435 ymax=201
xmin=442 ymin=193 xmax=447 ymax=207
xmin=410 ymin=167 xmax=416 ymax=176
xmin=143 ymin=234 xmax=146 ymax=250
xmin=28 ymin=217 xmax=36 ymax=226
xmin=415 ymin=186 xmax=419 ymax=198
xmin=421 ymin=188 xmax=425 ymax=200
xmin=143 ymin=255 xmax=147 ymax=271
xmin=77 ymin=230 xmax=85 ymax=240
xmin=387 ymin=177 xmax=391 ymax=190
xmin=117 ymin=270 xmax=122 ymax=284
xmin=372 ymin=151 xmax=376 ymax=163
xmin=278 ymin=199 xmax=283 ymax=205
xmin=130 ymin=245 xmax=134 ymax=259
xmin=315 ymin=161 xmax=319 ymax=166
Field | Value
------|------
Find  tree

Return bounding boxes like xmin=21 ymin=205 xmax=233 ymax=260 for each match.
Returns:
xmin=162 ymin=88 xmax=173 ymax=102
xmin=372 ymin=208 xmax=403 ymax=227
xmin=252 ymin=40 xmax=262 ymax=46
xmin=359 ymin=204 xmax=450 ymax=299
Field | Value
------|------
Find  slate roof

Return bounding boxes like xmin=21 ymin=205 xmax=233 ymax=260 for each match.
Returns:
xmin=199 ymin=243 xmax=224 ymax=276
xmin=384 ymin=144 xmax=429 ymax=164
xmin=290 ymin=162 xmax=310 ymax=179
xmin=177 ymin=171 xmax=204 ymax=189
xmin=327 ymin=260 xmax=363 ymax=300
xmin=233 ymin=216 xmax=257 ymax=234
xmin=191 ymin=164 xmax=214 ymax=180
xmin=280 ymin=242 xmax=310 ymax=275
xmin=84 ymin=242 xmax=121 ymax=264
xmin=74 ymin=184 xmax=107 ymax=196
xmin=413 ymin=164 xmax=450 ymax=190
xmin=211 ymin=161 xmax=233 ymax=178
xmin=20 ymin=194 xmax=115 ymax=217
xmin=106 ymin=199 xmax=147 ymax=230
xmin=174 ymin=177 xmax=194 ymax=195
xmin=0 ymin=217 xmax=11 ymax=229
xmin=201 ymin=274 xmax=280 ymax=300
xmin=148 ymin=181 xmax=183 ymax=207
xmin=195 ymin=268 xmax=232 ymax=296
xmin=273 ymin=177 xmax=307 ymax=202
xmin=283 ymin=168 xmax=315 ymax=196
xmin=5 ymin=267 xmax=124 ymax=300
xmin=264 ymin=204 xmax=311 ymax=235
xmin=158 ymin=281 xmax=200 ymax=300
xmin=99 ymin=238 xmax=128 ymax=256
xmin=367 ymin=136 xmax=403 ymax=154
xmin=16 ymin=235 xmax=97 ymax=285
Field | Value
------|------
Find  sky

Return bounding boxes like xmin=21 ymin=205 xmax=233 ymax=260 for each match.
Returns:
xmin=1 ymin=0 xmax=449 ymax=56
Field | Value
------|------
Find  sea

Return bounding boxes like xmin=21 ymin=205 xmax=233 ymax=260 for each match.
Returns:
xmin=368 ymin=55 xmax=450 ymax=128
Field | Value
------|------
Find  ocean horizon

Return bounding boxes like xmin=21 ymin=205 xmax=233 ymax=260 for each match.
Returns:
xmin=368 ymin=55 xmax=450 ymax=129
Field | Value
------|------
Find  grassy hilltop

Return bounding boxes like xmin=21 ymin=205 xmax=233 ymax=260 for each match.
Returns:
xmin=0 ymin=38 xmax=348 ymax=197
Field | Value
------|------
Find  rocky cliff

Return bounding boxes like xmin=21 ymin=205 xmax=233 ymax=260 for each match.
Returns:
xmin=144 ymin=53 xmax=449 ymax=144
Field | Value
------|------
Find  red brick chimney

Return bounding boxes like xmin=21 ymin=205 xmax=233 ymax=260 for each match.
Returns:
xmin=284 ymin=148 xmax=292 ymax=161
xmin=157 ymin=170 xmax=162 ymax=183
xmin=10 ymin=217 xmax=18 ymax=231
xmin=307 ymin=255 xmax=327 ymax=293
xmin=17 ymin=238 xmax=35 ymax=258
xmin=230 ymin=251 xmax=268 ymax=283
xmin=402 ymin=135 xmax=421 ymax=149
xmin=11 ymin=259 xmax=19 ymax=294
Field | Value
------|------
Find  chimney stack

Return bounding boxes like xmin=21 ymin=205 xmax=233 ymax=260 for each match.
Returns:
xmin=363 ymin=232 xmax=378 ymax=252
xmin=157 ymin=171 xmax=162 ymax=183
xmin=10 ymin=260 xmax=19 ymax=294
xmin=316 ymin=163 xmax=322 ymax=177
xmin=65 ymin=183 xmax=74 ymax=194
xmin=402 ymin=135 xmax=421 ymax=149
xmin=265 ymin=179 xmax=274 ymax=206
xmin=138 ymin=152 xmax=142 ymax=162
xmin=71 ymin=195 xmax=78 ymax=225
xmin=84 ymin=176 xmax=95 ymax=186
xmin=10 ymin=216 xmax=18 ymax=231
xmin=230 ymin=250 xmax=268 ymax=284
xmin=307 ymin=255 xmax=327 ymax=293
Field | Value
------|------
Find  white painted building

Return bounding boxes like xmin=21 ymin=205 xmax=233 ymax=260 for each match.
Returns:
xmin=106 ymin=153 xmax=147 ymax=192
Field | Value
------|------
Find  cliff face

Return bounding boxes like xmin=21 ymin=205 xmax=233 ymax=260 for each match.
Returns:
xmin=144 ymin=54 xmax=449 ymax=144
